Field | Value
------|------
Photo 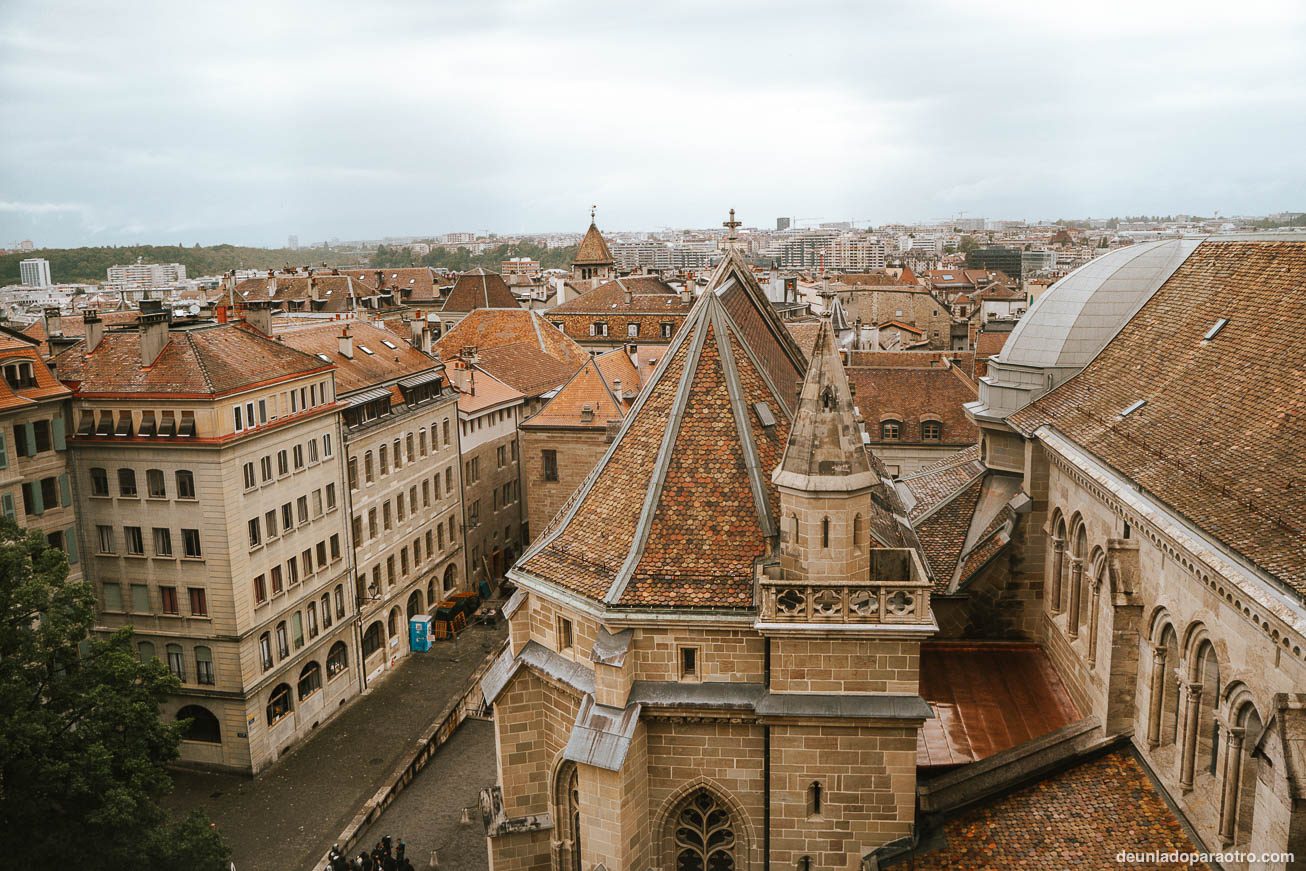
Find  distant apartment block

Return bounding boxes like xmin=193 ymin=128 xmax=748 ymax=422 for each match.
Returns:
xmin=106 ymin=261 xmax=188 ymax=292
xmin=20 ymin=258 xmax=52 ymax=288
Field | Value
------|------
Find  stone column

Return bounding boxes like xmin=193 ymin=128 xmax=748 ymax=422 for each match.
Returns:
xmin=1050 ymin=538 xmax=1065 ymax=613
xmin=1179 ymin=682 xmax=1203 ymax=791
xmin=1218 ymin=726 xmax=1246 ymax=843
xmin=1066 ymin=558 xmax=1083 ymax=637
xmin=1087 ymin=579 xmax=1102 ymax=665
xmin=1146 ymin=645 xmax=1167 ymax=747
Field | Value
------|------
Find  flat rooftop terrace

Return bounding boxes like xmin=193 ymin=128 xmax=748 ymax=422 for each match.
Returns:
xmin=917 ymin=641 xmax=1081 ymax=769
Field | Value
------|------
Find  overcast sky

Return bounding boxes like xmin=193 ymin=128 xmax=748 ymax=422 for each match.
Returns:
xmin=2 ymin=0 xmax=1304 ymax=247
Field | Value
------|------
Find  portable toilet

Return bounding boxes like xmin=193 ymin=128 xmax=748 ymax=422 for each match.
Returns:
xmin=409 ymin=614 xmax=432 ymax=652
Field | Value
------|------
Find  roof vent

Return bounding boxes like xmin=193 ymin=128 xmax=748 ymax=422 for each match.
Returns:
xmin=580 ymin=403 xmax=594 ymax=423
xmin=753 ymin=401 xmax=777 ymax=429
xmin=1203 ymin=318 xmax=1230 ymax=341
xmin=1120 ymin=399 xmax=1147 ymax=417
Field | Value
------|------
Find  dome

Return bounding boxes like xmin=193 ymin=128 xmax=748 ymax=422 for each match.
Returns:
xmin=999 ymin=238 xmax=1201 ymax=370
xmin=969 ymin=238 xmax=1201 ymax=424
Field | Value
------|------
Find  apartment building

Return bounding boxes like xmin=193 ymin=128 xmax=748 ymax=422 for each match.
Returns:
xmin=278 ymin=318 xmax=464 ymax=687
xmin=59 ymin=301 xmax=354 ymax=774
xmin=0 ymin=326 xmax=78 ymax=577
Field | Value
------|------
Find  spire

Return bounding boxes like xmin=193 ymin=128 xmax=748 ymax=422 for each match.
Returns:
xmin=722 ymin=207 xmax=744 ymax=253
xmin=773 ymin=319 xmax=876 ymax=492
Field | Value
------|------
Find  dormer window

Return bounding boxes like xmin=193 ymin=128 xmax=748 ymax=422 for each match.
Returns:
xmin=2 ymin=360 xmax=35 ymax=390
xmin=921 ymin=419 xmax=942 ymax=441
xmin=880 ymin=419 xmax=902 ymax=440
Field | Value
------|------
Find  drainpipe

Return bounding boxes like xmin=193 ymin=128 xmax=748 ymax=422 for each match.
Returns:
xmin=763 ymin=637 xmax=771 ymax=870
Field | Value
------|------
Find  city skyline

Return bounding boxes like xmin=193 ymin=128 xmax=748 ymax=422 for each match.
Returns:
xmin=2 ymin=0 xmax=1304 ymax=247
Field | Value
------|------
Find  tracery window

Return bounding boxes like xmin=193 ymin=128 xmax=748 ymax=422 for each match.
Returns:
xmin=674 ymin=790 xmax=736 ymax=871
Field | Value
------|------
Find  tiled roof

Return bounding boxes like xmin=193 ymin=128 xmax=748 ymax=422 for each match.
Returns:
xmin=548 ymin=276 xmax=687 ymax=315
xmin=475 ymin=342 xmax=584 ymax=398
xmin=342 ymin=267 xmax=442 ymax=303
xmin=831 ymin=270 xmax=912 ymax=287
xmin=846 ymin=364 xmax=978 ymax=446
xmin=454 ymin=366 xmax=524 ymax=415
xmin=274 ymin=320 xmax=439 ymax=396
xmin=846 ymin=349 xmax=976 ymax=373
xmin=914 ymin=476 xmax=983 ymax=591
xmin=913 ymin=749 xmax=1197 ymax=869
xmin=52 ymin=323 xmax=327 ymax=396
xmin=975 ymin=329 xmax=1010 ymax=359
xmin=516 ymin=251 xmax=807 ymax=609
xmin=1010 ymin=239 xmax=1306 ymax=599
xmin=522 ymin=355 xmax=625 ymax=430
xmin=573 ymin=222 xmax=614 ymax=266
xmin=784 ymin=322 xmax=822 ymax=359
xmin=223 ymin=272 xmax=387 ymax=313
xmin=22 ymin=310 xmax=139 ymax=355
xmin=897 ymin=446 xmax=986 ymax=521
xmin=0 ymin=328 xmax=70 ymax=409
xmin=433 ymin=308 xmax=588 ymax=371
xmin=440 ymin=268 xmax=520 ymax=313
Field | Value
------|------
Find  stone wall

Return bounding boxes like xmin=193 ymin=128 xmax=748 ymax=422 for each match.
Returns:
xmin=519 ymin=426 xmax=610 ymax=543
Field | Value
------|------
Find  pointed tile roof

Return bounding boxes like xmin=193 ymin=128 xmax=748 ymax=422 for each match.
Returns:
xmin=574 ymin=222 xmax=614 ymax=266
xmin=514 ymin=251 xmax=807 ymax=609
xmin=441 ymin=268 xmax=520 ymax=313
xmin=774 ymin=320 xmax=876 ymax=492
xmin=522 ymin=355 xmax=626 ymax=430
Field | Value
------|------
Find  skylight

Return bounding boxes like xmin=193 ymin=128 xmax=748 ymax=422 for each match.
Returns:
xmin=753 ymin=401 xmax=776 ymax=428
xmin=1120 ymin=399 xmax=1147 ymax=417
xmin=358 ymin=344 xmax=375 ymax=355
xmin=317 ymin=353 xmax=331 ymax=362
xmin=381 ymin=340 xmax=398 ymax=349
xmin=1203 ymin=318 xmax=1230 ymax=340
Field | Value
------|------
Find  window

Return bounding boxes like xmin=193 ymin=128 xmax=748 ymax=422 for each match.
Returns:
xmin=243 ymin=462 xmax=256 ymax=490
xmin=153 ymin=528 xmax=173 ymax=557
xmin=166 ymin=644 xmax=185 ymax=681
xmin=281 ymin=502 xmax=293 ymax=530
xmin=188 ymin=587 xmax=207 ymax=617
xmin=146 ymin=468 xmax=166 ymax=498
xmin=160 ymin=586 xmax=179 ymax=615
xmin=176 ymin=470 xmax=195 ymax=499
xmin=327 ymin=640 xmax=348 ymax=677
xmin=233 ymin=405 xmax=244 ymax=432
xmin=496 ymin=445 xmax=506 ymax=468
xmin=335 ymin=584 xmax=345 ymax=619
xmin=137 ymin=640 xmax=156 ymax=662
xmin=807 ymin=781 xmax=823 ymax=818
xmin=260 ymin=455 xmax=273 ymax=482
xmin=253 ymin=574 xmax=267 ymax=604
xmin=379 ymin=445 xmax=389 ymax=475
xmin=557 ymin=617 xmax=574 ymax=653
xmin=177 ymin=704 xmax=220 ymax=742
xmin=2 ymin=360 xmax=35 ymax=389
xmin=247 ymin=518 xmax=261 ymax=548
xmin=259 ymin=633 xmax=273 ymax=671
xmin=880 ymin=419 xmax=901 ymax=440
xmin=275 ymin=622 xmax=289 ymax=659
xmin=297 ymin=661 xmax=322 ymax=700
xmin=673 ymin=791 xmax=736 ymax=871
xmin=307 ymin=602 xmax=318 ymax=638
xmin=182 ymin=529 xmax=202 ymax=558
xmin=287 ymin=557 xmax=300 ymax=586
xmin=103 ymin=582 xmax=123 ymax=611
xmin=627 ymin=322 xmax=639 ymax=337
xmin=316 ymin=540 xmax=327 ymax=568
xmin=348 ymin=457 xmax=359 ymax=490
xmin=821 ymin=516 xmax=831 ymax=549
xmin=591 ymin=321 xmax=608 ymax=337
xmin=442 ymin=419 xmax=451 ymax=446
xmin=124 ymin=526 xmax=144 ymax=555
xmin=293 ymin=444 xmax=304 ymax=469
xmin=329 ymin=533 xmax=340 ymax=561
xmin=297 ymin=495 xmax=308 ymax=524
xmin=393 ymin=438 xmax=402 ymax=468
xmin=194 ymin=647 xmax=214 ymax=685
xmin=308 ymin=438 xmax=318 ymax=463
xmin=365 ymin=451 xmax=374 ymax=483
xmin=680 ymin=646 xmax=699 ymax=680
xmin=921 ymin=420 xmax=942 ymax=441
xmin=118 ymin=468 xmax=137 ymax=497
xmin=90 ymin=467 xmax=109 ymax=496
xmin=271 ymin=565 xmax=284 ymax=595
xmin=266 ymin=683 xmax=292 ymax=725
xmin=96 ymin=525 xmax=114 ymax=554
xmin=362 ymin=621 xmax=384 ymax=658
xmin=265 ymin=509 xmax=278 ymax=539
xmin=661 ymin=322 xmax=674 ymax=339
xmin=274 ymin=449 xmax=288 ymax=476
xmin=321 ymin=593 xmax=333 ymax=628
xmin=322 ymin=433 xmax=332 ymax=457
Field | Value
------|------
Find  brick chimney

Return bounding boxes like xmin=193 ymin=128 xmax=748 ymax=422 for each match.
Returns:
xmin=43 ymin=307 xmax=62 ymax=338
xmin=84 ymin=309 xmax=104 ymax=352
xmin=244 ymin=300 xmax=273 ymax=336
xmin=138 ymin=299 xmax=169 ymax=367
xmin=338 ymin=325 xmax=353 ymax=359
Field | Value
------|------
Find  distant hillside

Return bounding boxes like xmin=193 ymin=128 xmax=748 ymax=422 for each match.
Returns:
xmin=370 ymin=242 xmax=578 ymax=272
xmin=0 ymin=244 xmax=362 ymax=286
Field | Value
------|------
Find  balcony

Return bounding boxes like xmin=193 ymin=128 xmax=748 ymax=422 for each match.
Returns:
xmin=755 ymin=547 xmax=933 ymax=627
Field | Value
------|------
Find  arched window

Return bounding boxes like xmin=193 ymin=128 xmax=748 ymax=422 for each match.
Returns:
xmin=821 ymin=517 xmax=830 ymax=549
xmin=165 ymin=643 xmax=185 ymax=681
xmin=426 ymin=579 xmax=436 ymax=609
xmin=555 ymin=762 xmax=581 ymax=871
xmin=406 ymin=590 xmax=423 ymax=621
xmin=673 ymin=790 xmax=736 ymax=871
xmin=327 ymin=641 xmax=349 ymax=678
xmin=1231 ymin=702 xmax=1264 ymax=844
xmin=362 ymin=621 xmax=384 ymax=659
xmin=1193 ymin=640 xmax=1221 ymax=775
xmin=176 ymin=705 xmax=221 ymax=743
xmin=807 ymin=781 xmax=823 ymax=818
xmin=137 ymin=640 xmax=156 ymax=663
xmin=921 ymin=419 xmax=942 ymax=441
xmin=266 ymin=683 xmax=293 ymax=726
xmin=1159 ymin=625 xmax=1180 ymax=745
xmin=443 ymin=563 xmax=458 ymax=593
xmin=297 ymin=661 xmax=322 ymax=700
xmin=321 ymin=593 xmax=333 ymax=629
xmin=258 ymin=632 xmax=273 ymax=671
xmin=146 ymin=468 xmax=166 ymax=498
xmin=388 ymin=606 xmax=400 ymax=637
xmin=275 ymin=621 xmax=289 ymax=659
xmin=175 ymin=469 xmax=195 ymax=499
xmin=880 ymin=419 xmax=901 ymax=440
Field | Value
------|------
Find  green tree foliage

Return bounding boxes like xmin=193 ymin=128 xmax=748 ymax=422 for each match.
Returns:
xmin=0 ymin=520 xmax=230 ymax=870
xmin=957 ymin=235 xmax=980 ymax=256
xmin=370 ymin=242 xmax=578 ymax=272
xmin=0 ymin=244 xmax=360 ymax=286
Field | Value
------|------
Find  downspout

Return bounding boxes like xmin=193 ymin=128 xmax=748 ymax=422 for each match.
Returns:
xmin=763 ymin=636 xmax=771 ymax=871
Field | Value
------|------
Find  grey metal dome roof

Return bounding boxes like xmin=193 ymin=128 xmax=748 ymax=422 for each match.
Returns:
xmin=999 ymin=238 xmax=1201 ymax=370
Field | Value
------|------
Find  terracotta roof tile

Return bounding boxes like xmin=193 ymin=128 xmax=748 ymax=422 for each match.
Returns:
xmin=223 ymin=273 xmax=387 ymax=313
xmin=274 ymin=320 xmax=440 ymax=396
xmin=898 ymin=446 xmax=986 ymax=521
xmin=549 ymin=276 xmax=686 ymax=315
xmin=433 ymin=308 xmax=589 ymax=379
xmin=1010 ymin=239 xmax=1306 ymax=599
xmin=846 ymin=364 xmax=977 ymax=447
xmin=573 ymin=222 xmax=614 ymax=266
xmin=342 ymin=267 xmax=443 ymax=303
xmin=914 ymin=476 xmax=983 ymax=590
xmin=475 ymin=342 xmax=584 ymax=398
xmin=784 ymin=322 xmax=822 ymax=358
xmin=440 ymin=268 xmax=520 ymax=313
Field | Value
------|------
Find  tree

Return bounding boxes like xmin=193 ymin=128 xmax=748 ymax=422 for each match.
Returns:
xmin=958 ymin=235 xmax=980 ymax=256
xmin=0 ymin=520 xmax=230 ymax=870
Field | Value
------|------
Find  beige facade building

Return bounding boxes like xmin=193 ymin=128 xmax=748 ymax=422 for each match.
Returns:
xmin=277 ymin=317 xmax=464 ymax=688
xmin=59 ymin=301 xmax=356 ymax=773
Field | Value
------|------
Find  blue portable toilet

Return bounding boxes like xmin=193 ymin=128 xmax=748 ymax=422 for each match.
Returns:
xmin=409 ymin=615 xmax=432 ymax=652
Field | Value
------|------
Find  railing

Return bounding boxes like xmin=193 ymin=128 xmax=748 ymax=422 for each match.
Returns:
xmin=756 ymin=547 xmax=933 ymax=625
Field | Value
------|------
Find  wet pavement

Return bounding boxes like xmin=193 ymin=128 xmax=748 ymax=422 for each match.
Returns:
xmin=165 ymin=623 xmax=506 ymax=871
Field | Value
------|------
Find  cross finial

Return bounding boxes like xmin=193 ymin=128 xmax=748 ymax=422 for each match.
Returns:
xmin=590 ymin=204 xmax=596 ymax=224
xmin=723 ymin=207 xmax=742 ymax=238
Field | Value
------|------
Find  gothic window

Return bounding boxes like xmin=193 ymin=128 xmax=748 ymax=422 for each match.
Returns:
xmin=807 ymin=781 xmax=823 ymax=818
xmin=674 ymin=790 xmax=736 ymax=871
xmin=555 ymin=762 xmax=582 ymax=871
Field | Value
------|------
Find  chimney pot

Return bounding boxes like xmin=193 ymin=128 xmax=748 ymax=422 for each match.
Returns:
xmin=339 ymin=326 xmax=354 ymax=359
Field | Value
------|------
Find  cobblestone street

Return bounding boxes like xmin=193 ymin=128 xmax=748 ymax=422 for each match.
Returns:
xmin=165 ymin=624 xmax=506 ymax=871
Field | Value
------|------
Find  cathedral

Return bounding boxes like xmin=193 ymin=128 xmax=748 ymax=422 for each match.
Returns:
xmin=481 ymin=237 xmax=1305 ymax=870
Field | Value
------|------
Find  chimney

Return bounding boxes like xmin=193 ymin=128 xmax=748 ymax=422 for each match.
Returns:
xmin=84 ymin=309 xmax=104 ymax=352
xmin=244 ymin=300 xmax=273 ymax=336
xmin=43 ymin=307 xmax=62 ymax=338
xmin=138 ymin=299 xmax=169 ymax=367
xmin=338 ymin=326 xmax=354 ymax=359
xmin=408 ymin=314 xmax=425 ymax=351
xmin=622 ymin=283 xmax=632 ymax=305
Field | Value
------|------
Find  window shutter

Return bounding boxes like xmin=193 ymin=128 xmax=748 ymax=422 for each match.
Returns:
xmin=23 ymin=423 xmax=36 ymax=456
xmin=1 ymin=493 xmax=14 ymax=519
xmin=0 ymin=429 xmax=7 ymax=469
xmin=52 ymin=416 xmax=66 ymax=450
xmin=59 ymin=474 xmax=71 ymax=507
xmin=65 ymin=528 xmax=79 ymax=564
xmin=29 ymin=482 xmax=43 ymax=515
